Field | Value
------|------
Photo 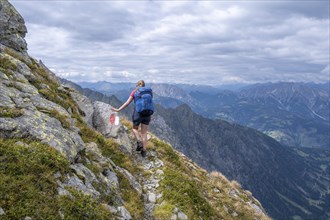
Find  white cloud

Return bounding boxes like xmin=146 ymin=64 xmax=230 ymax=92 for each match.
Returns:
xmin=10 ymin=0 xmax=330 ymax=85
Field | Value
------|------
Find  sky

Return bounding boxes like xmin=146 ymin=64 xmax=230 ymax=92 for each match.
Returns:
xmin=10 ymin=0 xmax=330 ymax=86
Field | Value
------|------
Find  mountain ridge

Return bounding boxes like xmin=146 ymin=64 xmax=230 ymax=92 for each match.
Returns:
xmin=79 ymin=81 xmax=329 ymax=148
xmin=65 ymin=80 xmax=330 ymax=219
xmin=0 ymin=0 xmax=269 ymax=219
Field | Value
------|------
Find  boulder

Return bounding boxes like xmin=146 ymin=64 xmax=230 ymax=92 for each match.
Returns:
xmin=93 ymin=101 xmax=121 ymax=138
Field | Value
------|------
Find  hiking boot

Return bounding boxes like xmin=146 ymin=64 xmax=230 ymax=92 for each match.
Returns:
xmin=141 ymin=149 xmax=147 ymax=157
xmin=136 ymin=141 xmax=143 ymax=151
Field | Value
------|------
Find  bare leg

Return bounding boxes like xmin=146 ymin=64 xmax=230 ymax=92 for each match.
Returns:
xmin=141 ymin=123 xmax=148 ymax=150
xmin=132 ymin=125 xmax=141 ymax=142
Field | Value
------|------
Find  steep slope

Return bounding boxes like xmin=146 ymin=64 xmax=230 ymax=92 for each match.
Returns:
xmin=0 ymin=1 xmax=269 ymax=219
xmin=190 ymin=82 xmax=330 ymax=148
xmin=63 ymin=78 xmax=330 ymax=219
xmin=150 ymin=104 xmax=330 ymax=219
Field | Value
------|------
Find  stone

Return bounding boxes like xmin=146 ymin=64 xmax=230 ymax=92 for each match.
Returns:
xmin=154 ymin=158 xmax=164 ymax=168
xmin=101 ymin=204 xmax=117 ymax=214
xmin=0 ymin=109 xmax=84 ymax=162
xmin=57 ymin=187 xmax=71 ymax=196
xmin=70 ymin=92 xmax=94 ymax=127
xmin=117 ymin=206 xmax=132 ymax=220
xmin=24 ymin=217 xmax=32 ymax=220
xmin=117 ymin=167 xmax=142 ymax=195
xmin=100 ymin=169 xmax=119 ymax=190
xmin=64 ymin=173 xmax=100 ymax=198
xmin=177 ymin=211 xmax=188 ymax=220
xmin=249 ymin=202 xmax=264 ymax=215
xmin=171 ymin=214 xmax=178 ymax=220
xmin=0 ymin=207 xmax=4 ymax=215
xmin=93 ymin=101 xmax=121 ymax=138
xmin=0 ymin=0 xmax=28 ymax=52
xmin=147 ymin=192 xmax=157 ymax=203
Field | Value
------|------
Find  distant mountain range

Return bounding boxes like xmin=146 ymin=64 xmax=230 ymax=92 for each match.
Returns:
xmin=67 ymin=79 xmax=330 ymax=219
xmin=77 ymin=81 xmax=330 ymax=148
xmin=151 ymin=104 xmax=330 ymax=220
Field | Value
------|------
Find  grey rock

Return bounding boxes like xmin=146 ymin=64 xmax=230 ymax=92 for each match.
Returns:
xmin=232 ymin=212 xmax=238 ymax=217
xmin=177 ymin=211 xmax=188 ymax=220
xmin=249 ymin=202 xmax=264 ymax=215
xmin=144 ymin=203 xmax=155 ymax=220
xmin=0 ymin=70 xmax=9 ymax=80
xmin=0 ymin=81 xmax=16 ymax=107
xmin=0 ymin=0 xmax=27 ymax=52
xmin=54 ymin=171 xmax=61 ymax=179
xmin=0 ymin=207 xmax=4 ymax=215
xmin=0 ymin=109 xmax=84 ymax=162
xmin=57 ymin=187 xmax=71 ymax=196
xmin=102 ymin=204 xmax=117 ymax=214
xmin=99 ymin=169 xmax=119 ymax=190
xmin=144 ymin=161 xmax=155 ymax=170
xmin=93 ymin=101 xmax=120 ymax=138
xmin=229 ymin=189 xmax=239 ymax=198
xmin=147 ymin=192 xmax=157 ymax=203
xmin=155 ymin=169 xmax=164 ymax=177
xmin=171 ymin=214 xmax=178 ymax=220
xmin=154 ymin=158 xmax=164 ymax=168
xmin=117 ymin=167 xmax=142 ymax=195
xmin=114 ymin=126 xmax=134 ymax=154
xmin=85 ymin=142 xmax=116 ymax=168
xmin=70 ymin=163 xmax=100 ymax=196
xmin=64 ymin=173 xmax=100 ymax=198
xmin=30 ymin=94 xmax=70 ymax=117
xmin=70 ymin=91 xmax=94 ymax=127
xmin=24 ymin=217 xmax=32 ymax=220
xmin=117 ymin=206 xmax=132 ymax=220
xmin=59 ymin=211 xmax=65 ymax=220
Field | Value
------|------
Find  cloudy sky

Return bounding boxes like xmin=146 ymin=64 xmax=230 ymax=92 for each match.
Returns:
xmin=10 ymin=0 xmax=330 ymax=85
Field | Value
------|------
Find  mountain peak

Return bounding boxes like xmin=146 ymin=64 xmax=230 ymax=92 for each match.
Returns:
xmin=0 ymin=0 xmax=27 ymax=52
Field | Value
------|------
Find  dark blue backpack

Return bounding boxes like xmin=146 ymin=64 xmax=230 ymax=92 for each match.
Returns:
xmin=133 ymin=87 xmax=154 ymax=116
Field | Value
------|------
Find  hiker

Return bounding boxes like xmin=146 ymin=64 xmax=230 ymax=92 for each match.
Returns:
xmin=111 ymin=80 xmax=154 ymax=157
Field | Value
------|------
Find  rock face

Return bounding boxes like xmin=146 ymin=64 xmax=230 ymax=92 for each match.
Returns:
xmin=92 ymin=101 xmax=121 ymax=138
xmin=0 ymin=0 xmax=27 ymax=52
xmin=0 ymin=47 xmax=85 ymax=161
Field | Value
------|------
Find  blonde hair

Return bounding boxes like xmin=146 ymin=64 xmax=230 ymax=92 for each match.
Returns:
xmin=137 ymin=80 xmax=145 ymax=87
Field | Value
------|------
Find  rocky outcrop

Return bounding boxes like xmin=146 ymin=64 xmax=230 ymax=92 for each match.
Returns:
xmin=0 ymin=0 xmax=27 ymax=52
xmin=0 ymin=50 xmax=84 ymax=161
xmin=93 ymin=101 xmax=121 ymax=138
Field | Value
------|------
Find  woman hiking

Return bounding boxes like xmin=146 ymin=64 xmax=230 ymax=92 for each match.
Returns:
xmin=111 ymin=80 xmax=154 ymax=157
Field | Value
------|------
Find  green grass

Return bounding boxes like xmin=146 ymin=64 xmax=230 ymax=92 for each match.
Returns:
xmin=37 ymin=107 xmax=71 ymax=129
xmin=0 ymin=138 xmax=113 ymax=219
xmin=0 ymin=56 xmax=18 ymax=72
xmin=58 ymin=188 xmax=113 ymax=220
xmin=0 ymin=106 xmax=23 ymax=118
xmin=117 ymin=172 xmax=144 ymax=219
xmin=77 ymin=121 xmax=141 ymax=175
xmin=0 ymin=138 xmax=68 ymax=219
xmin=151 ymin=138 xmax=183 ymax=169
xmin=159 ymin=168 xmax=215 ymax=219
xmin=153 ymin=201 xmax=175 ymax=219
xmin=0 ymin=56 xmax=17 ymax=77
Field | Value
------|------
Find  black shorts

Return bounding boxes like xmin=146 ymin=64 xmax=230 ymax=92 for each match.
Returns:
xmin=132 ymin=110 xmax=151 ymax=126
